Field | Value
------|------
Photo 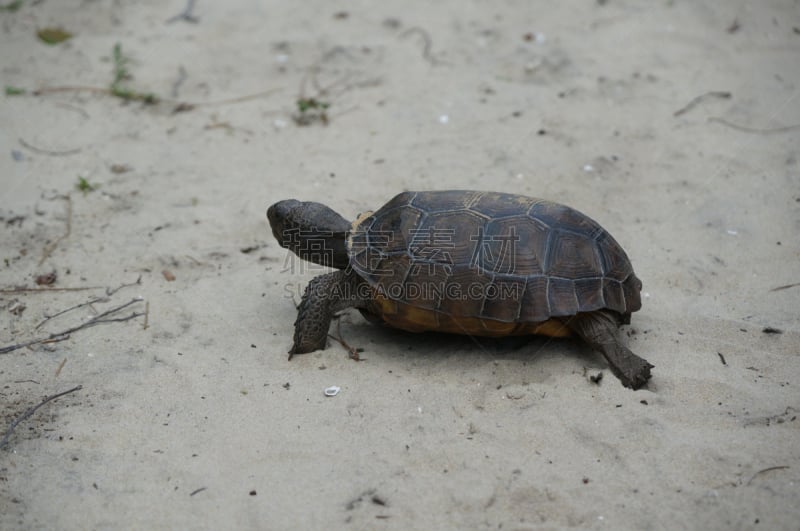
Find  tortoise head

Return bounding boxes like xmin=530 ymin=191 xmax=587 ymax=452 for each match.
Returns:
xmin=267 ymin=199 xmax=351 ymax=269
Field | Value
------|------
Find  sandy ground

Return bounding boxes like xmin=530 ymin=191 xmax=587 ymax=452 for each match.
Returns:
xmin=1 ymin=1 xmax=799 ymax=529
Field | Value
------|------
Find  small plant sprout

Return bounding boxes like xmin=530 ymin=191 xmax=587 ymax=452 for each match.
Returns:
xmin=292 ymin=97 xmax=331 ymax=126
xmin=110 ymin=43 xmax=157 ymax=104
xmin=76 ymin=176 xmax=98 ymax=195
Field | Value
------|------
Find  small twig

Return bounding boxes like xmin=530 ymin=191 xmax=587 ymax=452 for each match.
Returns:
xmin=166 ymin=0 xmax=199 ymax=24
xmin=4 ymin=336 xmax=63 ymax=354
xmin=41 ymin=335 xmax=70 ymax=346
xmin=32 ymin=86 xmax=111 ymax=96
xmin=0 ymin=385 xmax=83 ymax=449
xmin=35 ymin=296 xmax=109 ymax=330
xmin=84 ymin=313 xmax=144 ymax=326
xmin=771 ymin=282 xmax=800 ymax=292
xmin=106 ymin=275 xmax=142 ymax=296
xmin=0 ymin=286 xmax=103 ymax=294
xmin=746 ymin=466 xmax=790 ymax=486
xmin=328 ymin=318 xmax=363 ymax=361
xmin=196 ymin=88 xmax=284 ymax=108
xmin=717 ymin=352 xmax=727 ymax=365
xmin=673 ymin=91 xmax=731 ymax=117
xmin=0 ymin=298 xmax=144 ymax=354
xmin=39 ymin=194 xmax=72 ymax=266
xmin=171 ymin=66 xmax=188 ymax=98
xmin=19 ymin=138 xmax=81 ymax=157
xmin=190 ymin=487 xmax=207 ymax=496
xmin=54 ymin=357 xmax=67 ymax=377
xmin=400 ymin=27 xmax=439 ymax=65
xmin=32 ymin=85 xmax=281 ymax=112
xmin=708 ymin=117 xmax=800 ymax=134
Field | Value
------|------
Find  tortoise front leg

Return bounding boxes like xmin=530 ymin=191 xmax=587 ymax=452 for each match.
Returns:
xmin=289 ymin=270 xmax=358 ymax=358
xmin=566 ymin=310 xmax=653 ymax=390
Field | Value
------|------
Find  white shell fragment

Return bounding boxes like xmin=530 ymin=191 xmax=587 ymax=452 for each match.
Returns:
xmin=324 ymin=386 xmax=341 ymax=397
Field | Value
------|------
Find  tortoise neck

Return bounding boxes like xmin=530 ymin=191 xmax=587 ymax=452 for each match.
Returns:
xmin=269 ymin=200 xmax=351 ymax=269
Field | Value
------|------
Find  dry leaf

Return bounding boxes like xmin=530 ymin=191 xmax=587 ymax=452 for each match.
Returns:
xmin=37 ymin=27 xmax=73 ymax=45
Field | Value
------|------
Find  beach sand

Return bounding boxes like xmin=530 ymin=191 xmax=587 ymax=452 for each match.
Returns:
xmin=1 ymin=1 xmax=798 ymax=529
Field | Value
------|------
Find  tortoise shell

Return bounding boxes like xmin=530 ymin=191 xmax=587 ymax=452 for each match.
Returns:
xmin=347 ymin=190 xmax=641 ymax=337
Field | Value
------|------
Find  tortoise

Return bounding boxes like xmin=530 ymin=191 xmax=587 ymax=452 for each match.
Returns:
xmin=267 ymin=190 xmax=652 ymax=389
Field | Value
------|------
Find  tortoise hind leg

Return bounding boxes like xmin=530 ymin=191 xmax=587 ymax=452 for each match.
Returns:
xmin=566 ymin=310 xmax=653 ymax=390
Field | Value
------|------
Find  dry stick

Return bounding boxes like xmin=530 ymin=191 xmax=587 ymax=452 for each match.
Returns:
xmin=746 ymin=466 xmax=790 ymax=486
xmin=32 ymin=86 xmax=123 ymax=101
xmin=0 ymin=286 xmax=103 ymax=294
xmin=0 ymin=385 xmax=83 ymax=449
xmin=771 ymin=282 xmax=800 ymax=292
xmin=39 ymin=194 xmax=72 ymax=266
xmin=190 ymin=88 xmax=282 ymax=108
xmin=0 ymin=298 xmax=144 ymax=354
xmin=399 ymin=27 xmax=438 ymax=65
xmin=328 ymin=318 xmax=362 ymax=361
xmin=143 ymin=301 xmax=150 ymax=330
xmin=18 ymin=138 xmax=81 ymax=157
xmin=673 ymin=91 xmax=731 ymax=117
xmin=708 ymin=117 xmax=800 ymax=134
xmin=32 ymin=85 xmax=282 ymax=111
xmin=106 ymin=275 xmax=142 ymax=296
xmin=34 ymin=296 xmax=109 ymax=330
xmin=171 ymin=66 xmax=188 ymax=98
xmin=40 ymin=336 xmax=71 ymax=347
xmin=32 ymin=86 xmax=110 ymax=96
xmin=54 ymin=357 xmax=67 ymax=377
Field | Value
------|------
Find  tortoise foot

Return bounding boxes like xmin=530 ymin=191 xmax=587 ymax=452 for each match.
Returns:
xmin=615 ymin=358 xmax=654 ymax=390
xmin=289 ymin=336 xmax=327 ymax=359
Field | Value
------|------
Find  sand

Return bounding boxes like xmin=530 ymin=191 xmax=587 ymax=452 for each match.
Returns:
xmin=1 ymin=1 xmax=798 ymax=529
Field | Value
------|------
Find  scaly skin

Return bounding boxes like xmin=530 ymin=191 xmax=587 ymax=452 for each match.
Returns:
xmin=289 ymin=269 xmax=365 ymax=357
xmin=565 ymin=310 xmax=653 ymax=390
